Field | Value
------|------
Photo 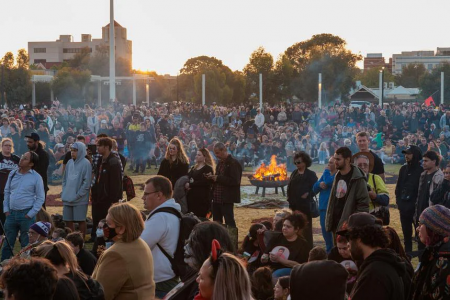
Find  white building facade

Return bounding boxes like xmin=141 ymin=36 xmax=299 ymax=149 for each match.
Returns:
xmin=28 ymin=21 xmax=132 ymax=69
xmin=392 ymin=48 xmax=450 ymax=75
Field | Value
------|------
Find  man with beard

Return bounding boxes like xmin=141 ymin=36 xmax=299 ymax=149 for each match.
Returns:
xmin=0 ymin=138 xmax=20 ymax=234
xmin=337 ymin=213 xmax=413 ymax=300
xmin=325 ymin=147 xmax=369 ymax=237
xmin=395 ymin=145 xmax=423 ymax=253
xmin=25 ymin=133 xmax=49 ymax=206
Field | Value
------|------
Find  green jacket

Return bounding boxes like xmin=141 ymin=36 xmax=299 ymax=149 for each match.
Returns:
xmin=325 ymin=165 xmax=370 ymax=232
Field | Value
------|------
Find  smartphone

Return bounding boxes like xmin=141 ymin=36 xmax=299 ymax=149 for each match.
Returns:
xmin=87 ymin=144 xmax=97 ymax=155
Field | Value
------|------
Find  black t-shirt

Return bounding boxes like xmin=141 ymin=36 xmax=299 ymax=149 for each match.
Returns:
xmin=370 ymin=150 xmax=385 ymax=176
xmin=333 ymin=168 xmax=354 ymax=230
xmin=0 ymin=153 xmax=20 ymax=192
xmin=265 ymin=234 xmax=309 ymax=270
xmin=328 ymin=246 xmax=354 ymax=263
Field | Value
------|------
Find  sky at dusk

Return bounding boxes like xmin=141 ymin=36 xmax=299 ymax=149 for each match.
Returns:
xmin=1 ymin=0 xmax=450 ymax=75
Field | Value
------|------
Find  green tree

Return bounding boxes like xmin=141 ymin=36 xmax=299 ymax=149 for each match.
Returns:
xmin=355 ymin=67 xmax=396 ymax=88
xmin=243 ymin=47 xmax=275 ymax=102
xmin=419 ymin=62 xmax=450 ymax=101
xmin=51 ymin=67 xmax=91 ymax=105
xmin=16 ymin=49 xmax=29 ymax=69
xmin=273 ymin=54 xmax=295 ymax=101
xmin=283 ymin=34 xmax=362 ymax=102
xmin=70 ymin=47 xmax=91 ymax=70
xmin=1 ymin=52 xmax=15 ymax=69
xmin=396 ymin=63 xmax=426 ymax=88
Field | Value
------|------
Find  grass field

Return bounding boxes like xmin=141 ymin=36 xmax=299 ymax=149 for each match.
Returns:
xmin=13 ymin=162 xmax=418 ymax=266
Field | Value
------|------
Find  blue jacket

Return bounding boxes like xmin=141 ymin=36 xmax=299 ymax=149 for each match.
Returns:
xmin=313 ymin=169 xmax=336 ymax=211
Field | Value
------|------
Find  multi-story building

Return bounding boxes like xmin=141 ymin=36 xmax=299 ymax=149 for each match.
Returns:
xmin=392 ymin=48 xmax=450 ymax=75
xmin=28 ymin=21 xmax=132 ymax=69
xmin=363 ymin=53 xmax=392 ymax=73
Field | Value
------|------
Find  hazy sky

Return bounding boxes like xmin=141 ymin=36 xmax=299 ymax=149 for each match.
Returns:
xmin=2 ymin=0 xmax=449 ymax=75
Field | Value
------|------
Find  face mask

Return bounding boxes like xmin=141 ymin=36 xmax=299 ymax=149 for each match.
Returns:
xmin=96 ymin=228 xmax=104 ymax=238
xmin=107 ymin=227 xmax=118 ymax=240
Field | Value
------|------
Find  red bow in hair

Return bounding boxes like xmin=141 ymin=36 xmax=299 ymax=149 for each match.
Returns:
xmin=211 ymin=239 xmax=221 ymax=262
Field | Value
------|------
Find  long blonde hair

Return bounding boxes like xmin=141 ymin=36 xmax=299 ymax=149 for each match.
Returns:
xmin=165 ymin=137 xmax=189 ymax=165
xmin=196 ymin=148 xmax=216 ymax=172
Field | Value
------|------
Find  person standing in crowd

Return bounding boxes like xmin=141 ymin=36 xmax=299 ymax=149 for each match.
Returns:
xmin=355 ymin=154 xmax=390 ymax=223
xmin=411 ymin=205 xmax=450 ymax=300
xmin=141 ymin=176 xmax=181 ymax=298
xmin=208 ymin=142 xmax=242 ymax=228
xmin=0 ymin=258 xmax=59 ymax=300
xmin=313 ymin=156 xmax=336 ymax=253
xmin=196 ymin=240 xmax=252 ymax=300
xmin=157 ymin=137 xmax=189 ymax=188
xmin=287 ymin=151 xmax=317 ymax=249
xmin=109 ymin=121 xmax=127 ymax=153
xmin=430 ymin=163 xmax=450 ymax=208
xmin=61 ymin=142 xmax=91 ymax=236
xmin=255 ymin=108 xmax=265 ymax=133
xmin=415 ymin=150 xmax=444 ymax=252
xmin=133 ymin=122 xmax=151 ymax=174
xmin=261 ymin=213 xmax=310 ymax=283
xmin=337 ymin=213 xmax=412 ymax=300
xmin=289 ymin=260 xmax=348 ymax=300
xmin=91 ymin=137 xmax=123 ymax=244
xmin=325 ymin=147 xmax=370 ymax=236
xmin=0 ymin=138 xmax=20 ymax=235
xmin=65 ymin=232 xmax=97 ymax=276
xmin=395 ymin=145 xmax=423 ymax=253
xmin=356 ymin=131 xmax=385 ymax=181
xmin=185 ymin=148 xmax=215 ymax=218
xmin=25 ymin=132 xmax=49 ymax=206
xmin=2 ymin=151 xmax=45 ymax=260
xmin=93 ymin=202 xmax=155 ymax=300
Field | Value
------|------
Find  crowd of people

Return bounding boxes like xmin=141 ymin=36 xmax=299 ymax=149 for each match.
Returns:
xmin=0 ymin=99 xmax=449 ymax=299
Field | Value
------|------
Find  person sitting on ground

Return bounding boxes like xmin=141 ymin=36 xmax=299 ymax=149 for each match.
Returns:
xmin=261 ymin=213 xmax=309 ymax=283
xmin=195 ymin=240 xmax=252 ymax=300
xmin=239 ymin=223 xmax=265 ymax=274
xmin=251 ymin=266 xmax=273 ymax=300
xmin=0 ymin=257 xmax=59 ymax=300
xmin=273 ymin=276 xmax=290 ymax=300
xmin=66 ymin=232 xmax=98 ymax=276
xmin=51 ymin=227 xmax=69 ymax=242
xmin=308 ymin=246 xmax=327 ymax=262
xmin=328 ymin=234 xmax=353 ymax=263
xmin=33 ymin=240 xmax=104 ymax=300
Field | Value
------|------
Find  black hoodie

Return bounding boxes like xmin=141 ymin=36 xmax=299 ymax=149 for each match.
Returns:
xmin=349 ymin=249 xmax=413 ymax=300
xmin=395 ymin=145 xmax=423 ymax=213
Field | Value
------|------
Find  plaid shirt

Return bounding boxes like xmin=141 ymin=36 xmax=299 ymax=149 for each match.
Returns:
xmin=212 ymin=160 xmax=226 ymax=204
xmin=91 ymin=151 xmax=123 ymax=187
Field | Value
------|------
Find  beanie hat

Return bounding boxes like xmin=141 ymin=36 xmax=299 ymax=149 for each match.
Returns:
xmin=30 ymin=221 xmax=52 ymax=237
xmin=419 ymin=205 xmax=450 ymax=237
xmin=290 ymin=260 xmax=348 ymax=300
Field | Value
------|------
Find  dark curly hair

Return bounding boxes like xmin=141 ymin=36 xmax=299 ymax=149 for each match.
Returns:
xmin=348 ymin=225 xmax=389 ymax=249
xmin=294 ymin=151 xmax=312 ymax=168
xmin=285 ymin=212 xmax=308 ymax=231
xmin=0 ymin=257 xmax=58 ymax=300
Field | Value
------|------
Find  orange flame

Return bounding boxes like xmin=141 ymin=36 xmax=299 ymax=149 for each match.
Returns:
xmin=253 ymin=155 xmax=288 ymax=181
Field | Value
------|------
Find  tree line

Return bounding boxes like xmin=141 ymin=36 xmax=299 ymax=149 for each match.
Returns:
xmin=1 ymin=33 xmax=450 ymax=106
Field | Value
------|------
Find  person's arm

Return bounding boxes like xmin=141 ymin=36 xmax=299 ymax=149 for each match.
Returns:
xmin=109 ymin=160 xmax=123 ymax=202
xmin=189 ymin=166 xmax=213 ymax=188
xmin=28 ymin=175 xmax=45 ymax=218
xmin=92 ymin=250 xmax=128 ymax=300
xmin=312 ymin=175 xmax=323 ymax=194
xmin=140 ymin=215 xmax=168 ymax=249
xmin=75 ymin=162 xmax=92 ymax=199
xmin=354 ymin=179 xmax=370 ymax=213
xmin=350 ymin=274 xmax=390 ymax=300
xmin=3 ymin=172 xmax=13 ymax=215
xmin=215 ymin=161 xmax=241 ymax=186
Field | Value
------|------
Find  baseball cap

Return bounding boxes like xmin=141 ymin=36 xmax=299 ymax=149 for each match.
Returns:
xmin=25 ymin=132 xmax=40 ymax=141
xmin=336 ymin=212 xmax=381 ymax=236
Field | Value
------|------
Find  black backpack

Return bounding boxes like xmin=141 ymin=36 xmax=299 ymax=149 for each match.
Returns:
xmin=149 ymin=207 xmax=201 ymax=280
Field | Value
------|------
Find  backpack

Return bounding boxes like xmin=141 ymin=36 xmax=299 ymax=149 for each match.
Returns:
xmin=149 ymin=207 xmax=201 ymax=280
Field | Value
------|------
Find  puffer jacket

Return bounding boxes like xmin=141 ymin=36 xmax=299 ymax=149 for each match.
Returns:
xmin=173 ymin=175 xmax=189 ymax=214
xmin=415 ymin=168 xmax=444 ymax=224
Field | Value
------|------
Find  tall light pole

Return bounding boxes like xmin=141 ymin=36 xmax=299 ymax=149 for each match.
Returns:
xmin=318 ymin=73 xmax=322 ymax=108
xmin=379 ymin=67 xmax=384 ymax=107
xmin=109 ymin=0 xmax=116 ymax=103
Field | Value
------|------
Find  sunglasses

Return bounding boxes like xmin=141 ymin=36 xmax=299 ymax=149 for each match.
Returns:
xmin=294 ymin=161 xmax=303 ymax=165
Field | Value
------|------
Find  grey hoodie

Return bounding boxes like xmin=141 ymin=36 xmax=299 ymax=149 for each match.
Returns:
xmin=62 ymin=142 xmax=92 ymax=205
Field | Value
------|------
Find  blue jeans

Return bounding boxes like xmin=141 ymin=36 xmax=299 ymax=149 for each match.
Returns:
xmin=1 ymin=209 xmax=35 ymax=260
xmin=320 ymin=210 xmax=333 ymax=253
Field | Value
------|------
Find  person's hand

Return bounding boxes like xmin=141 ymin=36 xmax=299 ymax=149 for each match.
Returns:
xmin=5 ymin=212 xmax=10 ymax=217
xmin=301 ymin=192 xmax=309 ymax=199
xmin=269 ymin=253 xmax=280 ymax=263
xmin=184 ymin=182 xmax=190 ymax=190
xmin=261 ymin=254 xmax=269 ymax=263
xmin=319 ymin=182 xmax=327 ymax=189
xmin=368 ymin=190 xmax=377 ymax=200
xmin=257 ymin=228 xmax=266 ymax=235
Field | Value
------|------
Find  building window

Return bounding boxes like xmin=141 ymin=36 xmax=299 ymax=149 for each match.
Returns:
xmin=34 ymin=48 xmax=46 ymax=53
xmin=428 ymin=64 xmax=433 ymax=70
xmin=33 ymin=59 xmax=47 ymax=64
xmin=63 ymin=48 xmax=92 ymax=54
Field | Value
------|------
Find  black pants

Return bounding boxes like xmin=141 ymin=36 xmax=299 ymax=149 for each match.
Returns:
xmin=91 ymin=201 xmax=114 ymax=240
xmin=303 ymin=215 xmax=313 ymax=250
xmin=212 ymin=203 xmax=236 ymax=228
xmin=399 ymin=209 xmax=415 ymax=253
